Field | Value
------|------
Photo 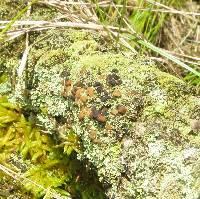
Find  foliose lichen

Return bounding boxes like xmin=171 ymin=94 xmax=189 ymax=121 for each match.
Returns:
xmin=4 ymin=29 xmax=199 ymax=199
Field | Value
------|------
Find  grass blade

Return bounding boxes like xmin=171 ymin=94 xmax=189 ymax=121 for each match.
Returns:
xmin=138 ymin=39 xmax=200 ymax=77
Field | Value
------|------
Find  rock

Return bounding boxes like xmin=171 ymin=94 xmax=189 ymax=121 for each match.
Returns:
xmin=2 ymin=29 xmax=200 ymax=199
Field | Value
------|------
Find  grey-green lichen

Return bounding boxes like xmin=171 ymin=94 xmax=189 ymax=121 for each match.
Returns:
xmin=2 ymin=29 xmax=200 ymax=199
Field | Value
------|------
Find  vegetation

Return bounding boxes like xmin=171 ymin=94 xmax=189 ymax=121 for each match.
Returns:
xmin=0 ymin=0 xmax=199 ymax=199
xmin=0 ymin=95 xmax=106 ymax=198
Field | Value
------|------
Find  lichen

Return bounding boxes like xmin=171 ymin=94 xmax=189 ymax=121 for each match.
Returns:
xmin=0 ymin=2 xmax=199 ymax=198
xmin=3 ymin=29 xmax=199 ymax=199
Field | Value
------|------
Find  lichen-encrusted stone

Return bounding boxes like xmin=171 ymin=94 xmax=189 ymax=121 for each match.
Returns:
xmin=4 ymin=29 xmax=200 ymax=199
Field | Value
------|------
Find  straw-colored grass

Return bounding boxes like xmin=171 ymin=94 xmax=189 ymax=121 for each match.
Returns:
xmin=0 ymin=0 xmax=199 ymax=78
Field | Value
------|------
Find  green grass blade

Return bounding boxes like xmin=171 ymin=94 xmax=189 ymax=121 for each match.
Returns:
xmin=138 ymin=39 xmax=200 ymax=77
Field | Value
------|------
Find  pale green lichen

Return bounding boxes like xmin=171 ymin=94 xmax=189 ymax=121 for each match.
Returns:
xmin=3 ymin=29 xmax=198 ymax=199
xmin=1 ymin=1 xmax=200 ymax=198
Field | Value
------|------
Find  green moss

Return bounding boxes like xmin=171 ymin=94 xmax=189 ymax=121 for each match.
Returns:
xmin=0 ymin=97 xmax=106 ymax=198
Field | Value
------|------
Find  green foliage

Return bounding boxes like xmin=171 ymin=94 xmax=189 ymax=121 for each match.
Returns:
xmin=91 ymin=0 xmax=200 ymax=77
xmin=0 ymin=96 xmax=106 ymax=198
xmin=92 ymin=0 xmax=187 ymax=44
xmin=130 ymin=0 xmax=164 ymax=43
xmin=184 ymin=73 xmax=200 ymax=86
xmin=129 ymin=0 xmax=187 ymax=43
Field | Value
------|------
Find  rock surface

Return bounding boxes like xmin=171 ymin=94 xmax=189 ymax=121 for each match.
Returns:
xmin=3 ymin=29 xmax=199 ymax=199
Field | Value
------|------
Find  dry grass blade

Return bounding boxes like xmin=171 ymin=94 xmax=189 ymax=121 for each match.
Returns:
xmin=165 ymin=50 xmax=200 ymax=62
xmin=17 ymin=1 xmax=31 ymax=77
xmin=0 ymin=20 xmax=130 ymax=44
xmin=139 ymin=9 xmax=200 ymax=16
xmin=0 ymin=18 xmax=136 ymax=56
xmin=0 ymin=20 xmax=128 ymax=32
xmin=39 ymin=0 xmax=200 ymax=17
xmin=146 ymin=0 xmax=199 ymax=22
xmin=1 ymin=0 xmax=199 ymax=77
xmin=17 ymin=39 xmax=29 ymax=76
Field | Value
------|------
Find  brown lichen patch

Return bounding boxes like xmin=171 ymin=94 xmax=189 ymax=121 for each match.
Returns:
xmin=79 ymin=95 xmax=88 ymax=103
xmin=78 ymin=111 xmax=85 ymax=121
xmin=90 ymin=107 xmax=100 ymax=119
xmin=78 ymin=107 xmax=91 ymax=121
xmin=90 ymin=107 xmax=107 ymax=123
xmin=101 ymin=107 xmax=109 ymax=116
xmin=112 ymin=89 xmax=121 ymax=97
xmin=74 ymin=85 xmax=95 ymax=104
xmin=61 ymin=86 xmax=72 ymax=98
xmin=105 ymin=124 xmax=113 ymax=131
xmin=75 ymin=88 xmax=85 ymax=99
xmin=87 ymin=87 xmax=94 ymax=97
xmin=89 ymin=129 xmax=97 ymax=140
xmin=61 ymin=79 xmax=73 ymax=98
xmin=100 ymin=91 xmax=111 ymax=102
xmin=71 ymin=86 xmax=78 ymax=98
xmin=117 ymin=105 xmax=127 ymax=115
xmin=93 ymin=82 xmax=104 ymax=94
xmin=96 ymin=114 xmax=106 ymax=123
xmin=88 ymin=127 xmax=101 ymax=144
xmin=65 ymin=79 xmax=72 ymax=87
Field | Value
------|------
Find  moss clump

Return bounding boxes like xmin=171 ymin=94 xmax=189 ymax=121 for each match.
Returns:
xmin=0 ymin=96 xmax=106 ymax=198
xmin=2 ymin=29 xmax=198 ymax=199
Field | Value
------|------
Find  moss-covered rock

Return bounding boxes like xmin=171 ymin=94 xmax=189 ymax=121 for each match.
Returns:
xmin=2 ymin=29 xmax=199 ymax=199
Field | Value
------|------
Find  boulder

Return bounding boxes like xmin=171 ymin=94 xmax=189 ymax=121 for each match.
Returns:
xmin=6 ymin=29 xmax=200 ymax=199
